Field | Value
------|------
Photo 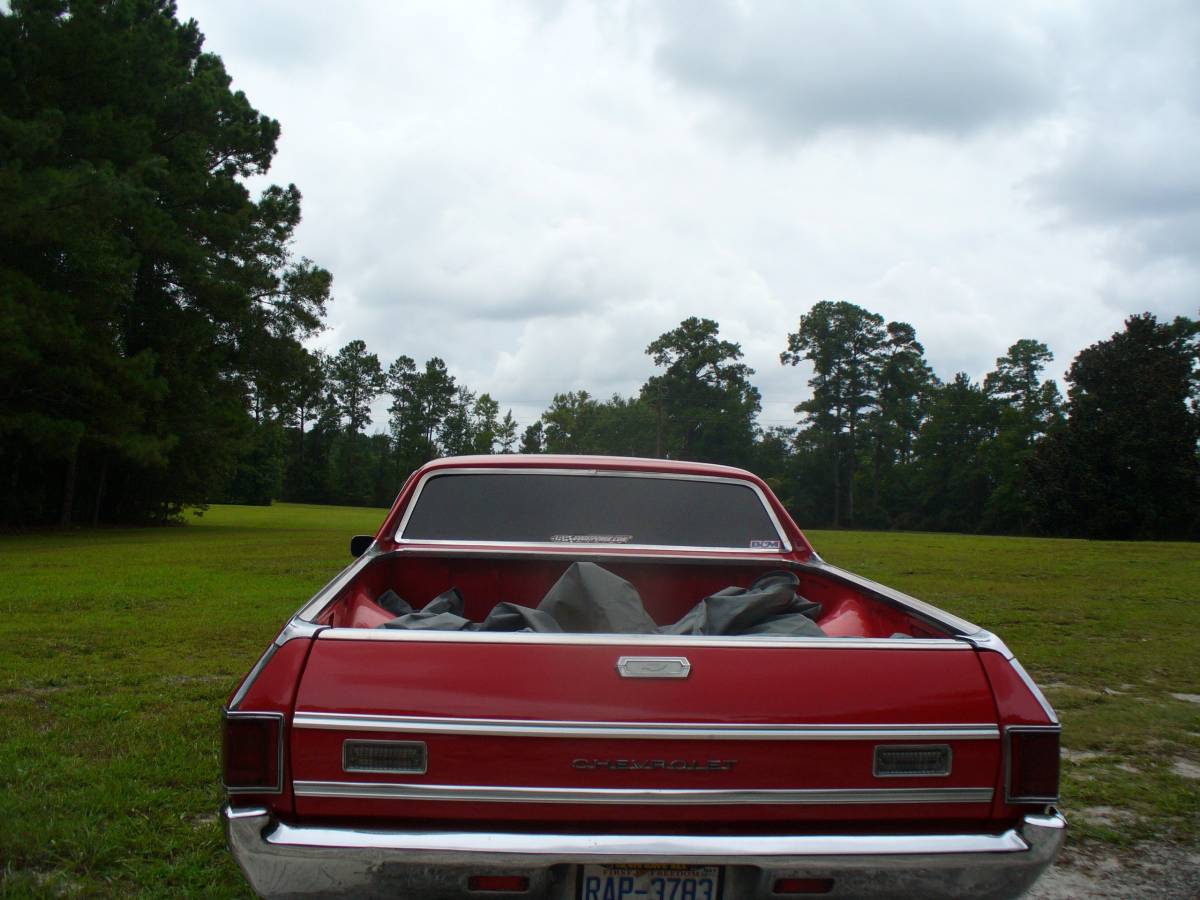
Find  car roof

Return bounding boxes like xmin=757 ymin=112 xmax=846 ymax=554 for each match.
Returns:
xmin=415 ymin=454 xmax=759 ymax=480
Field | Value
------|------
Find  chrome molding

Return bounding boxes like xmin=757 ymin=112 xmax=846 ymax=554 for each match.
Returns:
xmin=292 ymin=781 xmax=994 ymax=805
xmin=316 ymin=627 xmax=970 ymax=649
xmin=275 ymin=617 xmax=325 ymax=646
xmin=617 ymin=656 xmax=691 ymax=679
xmin=1009 ymin=657 xmax=1060 ymax=725
xmin=382 ymin=546 xmax=799 ymax=563
xmin=963 ymin=629 xmax=1014 ymax=659
xmin=293 ymin=712 xmax=1000 ymax=742
xmin=965 ymin=633 xmax=1059 ymax=725
xmin=256 ymin=810 xmax=1036 ymax=856
xmin=803 ymin=560 xmax=982 ymax=637
xmin=227 ymin=644 xmax=278 ymax=711
xmin=296 ymin=549 xmax=382 ymax=622
xmin=229 ymin=607 xmax=330 ymax=710
xmin=393 ymin=467 xmax=794 ymax=553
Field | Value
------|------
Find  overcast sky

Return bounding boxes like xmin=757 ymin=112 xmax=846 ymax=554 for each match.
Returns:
xmin=176 ymin=0 xmax=1199 ymax=433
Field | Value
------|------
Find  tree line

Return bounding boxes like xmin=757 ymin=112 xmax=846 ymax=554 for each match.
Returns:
xmin=2 ymin=2 xmax=1197 ymax=540
xmin=245 ymin=306 xmax=1197 ymax=541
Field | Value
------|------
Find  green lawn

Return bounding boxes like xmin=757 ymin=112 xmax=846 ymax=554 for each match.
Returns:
xmin=0 ymin=506 xmax=1196 ymax=896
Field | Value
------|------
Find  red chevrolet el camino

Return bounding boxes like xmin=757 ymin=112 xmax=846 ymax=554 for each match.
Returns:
xmin=222 ymin=455 xmax=1064 ymax=899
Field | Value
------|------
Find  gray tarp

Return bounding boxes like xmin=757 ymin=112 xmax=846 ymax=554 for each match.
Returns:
xmin=377 ymin=562 xmax=825 ymax=637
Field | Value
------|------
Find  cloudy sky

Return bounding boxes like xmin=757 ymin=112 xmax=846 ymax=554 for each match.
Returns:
xmin=176 ymin=0 xmax=1199 ymax=433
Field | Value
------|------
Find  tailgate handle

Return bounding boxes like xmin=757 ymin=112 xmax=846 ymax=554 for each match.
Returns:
xmin=616 ymin=656 xmax=692 ymax=679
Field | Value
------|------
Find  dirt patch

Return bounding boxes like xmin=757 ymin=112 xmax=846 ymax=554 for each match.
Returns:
xmin=1028 ymin=841 xmax=1200 ymax=899
xmin=163 ymin=673 xmax=230 ymax=685
xmin=1172 ymin=758 xmax=1200 ymax=780
xmin=1062 ymin=749 xmax=1104 ymax=763
xmin=0 ymin=683 xmax=68 ymax=707
xmin=1075 ymin=806 xmax=1137 ymax=827
xmin=1169 ymin=693 xmax=1200 ymax=704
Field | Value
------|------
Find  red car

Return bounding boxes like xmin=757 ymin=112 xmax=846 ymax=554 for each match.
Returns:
xmin=222 ymin=455 xmax=1064 ymax=899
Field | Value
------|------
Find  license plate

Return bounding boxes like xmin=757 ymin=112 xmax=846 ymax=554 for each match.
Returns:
xmin=577 ymin=864 xmax=723 ymax=900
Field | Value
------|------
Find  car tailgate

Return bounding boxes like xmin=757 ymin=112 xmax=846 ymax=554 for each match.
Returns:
xmin=289 ymin=633 xmax=1001 ymax=828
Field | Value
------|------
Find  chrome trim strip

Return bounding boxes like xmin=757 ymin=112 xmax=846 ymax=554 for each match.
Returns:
xmin=296 ymin=549 xmax=382 ymax=622
xmin=315 ymin=627 xmax=969 ymax=649
xmin=293 ymin=781 xmax=994 ymax=805
xmin=263 ymin=816 xmax=1029 ymax=855
xmin=803 ymin=560 xmax=982 ymax=637
xmin=1009 ymin=657 xmax=1060 ymax=725
xmin=383 ymin=546 xmax=799 ymax=563
xmin=293 ymin=712 xmax=1000 ymax=741
xmin=393 ymin=467 xmax=793 ymax=553
xmin=275 ymin=617 xmax=325 ymax=646
xmin=227 ymin=804 xmax=1068 ymax=859
xmin=963 ymin=629 xmax=1014 ymax=659
xmin=616 ymin=656 xmax=691 ymax=679
xmin=222 ymin=710 xmax=286 ymax=795
xmin=228 ymin=643 xmax=279 ymax=711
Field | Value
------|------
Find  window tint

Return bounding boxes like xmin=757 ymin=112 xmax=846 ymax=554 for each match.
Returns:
xmin=401 ymin=473 xmax=784 ymax=549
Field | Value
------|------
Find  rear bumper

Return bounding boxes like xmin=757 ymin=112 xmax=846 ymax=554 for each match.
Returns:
xmin=224 ymin=805 xmax=1065 ymax=899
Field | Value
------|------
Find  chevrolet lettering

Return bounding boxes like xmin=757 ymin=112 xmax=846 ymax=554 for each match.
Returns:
xmin=572 ymin=759 xmax=738 ymax=772
xmin=223 ymin=455 xmax=1064 ymax=898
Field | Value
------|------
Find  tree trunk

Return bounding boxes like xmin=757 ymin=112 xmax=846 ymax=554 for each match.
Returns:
xmin=92 ymin=453 xmax=109 ymax=526
xmin=846 ymin=417 xmax=857 ymax=525
xmin=655 ymin=385 xmax=664 ymax=458
xmin=831 ymin=435 xmax=841 ymax=528
xmin=297 ymin=406 xmax=307 ymax=496
xmin=872 ymin=438 xmax=883 ymax=513
xmin=60 ymin=445 xmax=78 ymax=527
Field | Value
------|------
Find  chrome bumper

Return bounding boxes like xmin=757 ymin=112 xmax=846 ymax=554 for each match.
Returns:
xmin=224 ymin=805 xmax=1065 ymax=899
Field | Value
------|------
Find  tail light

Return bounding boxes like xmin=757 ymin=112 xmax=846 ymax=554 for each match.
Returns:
xmin=773 ymin=878 xmax=834 ymax=894
xmin=223 ymin=711 xmax=284 ymax=793
xmin=468 ymin=875 xmax=529 ymax=892
xmin=1005 ymin=726 xmax=1060 ymax=803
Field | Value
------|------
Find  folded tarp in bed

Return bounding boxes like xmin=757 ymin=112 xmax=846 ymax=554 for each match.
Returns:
xmin=375 ymin=561 xmax=825 ymax=637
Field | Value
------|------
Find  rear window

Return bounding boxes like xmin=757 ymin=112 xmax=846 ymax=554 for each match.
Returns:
xmin=399 ymin=472 xmax=787 ymax=551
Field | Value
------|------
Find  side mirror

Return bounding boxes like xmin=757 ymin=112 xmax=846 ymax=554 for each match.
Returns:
xmin=350 ymin=535 xmax=374 ymax=558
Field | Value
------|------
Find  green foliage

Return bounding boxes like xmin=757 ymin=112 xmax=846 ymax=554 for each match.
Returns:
xmin=520 ymin=420 xmax=544 ymax=454
xmin=497 ymin=410 xmax=518 ymax=453
xmin=643 ymin=316 xmax=760 ymax=466
xmin=1030 ymin=314 xmax=1200 ymax=539
xmin=781 ymin=302 xmax=919 ymax=527
xmin=542 ymin=390 xmax=603 ymax=453
xmin=439 ymin=386 xmax=478 ymax=456
xmin=326 ymin=340 xmax=385 ymax=436
xmin=0 ymin=0 xmax=330 ymax=525
xmin=981 ymin=339 xmax=1062 ymax=532
xmin=908 ymin=373 xmax=1001 ymax=532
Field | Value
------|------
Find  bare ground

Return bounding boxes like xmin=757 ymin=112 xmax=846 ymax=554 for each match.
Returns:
xmin=1027 ymin=841 xmax=1200 ymax=899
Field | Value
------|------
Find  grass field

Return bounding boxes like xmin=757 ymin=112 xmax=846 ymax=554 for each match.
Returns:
xmin=1 ymin=504 xmax=1197 ymax=897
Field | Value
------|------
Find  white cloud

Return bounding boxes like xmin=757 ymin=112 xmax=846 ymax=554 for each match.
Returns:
xmin=177 ymin=0 xmax=1200 ymax=435
xmin=650 ymin=0 xmax=1063 ymax=140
